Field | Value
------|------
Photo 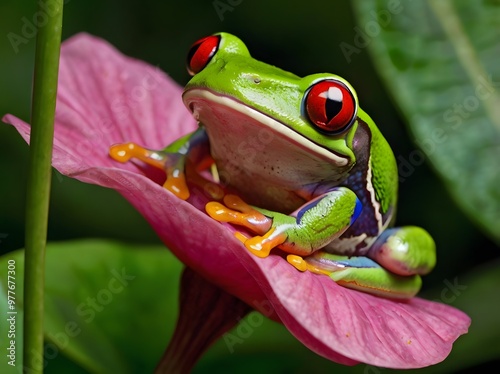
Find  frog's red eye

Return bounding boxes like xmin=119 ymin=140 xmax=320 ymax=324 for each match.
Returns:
xmin=187 ymin=35 xmax=221 ymax=76
xmin=305 ymin=80 xmax=357 ymax=134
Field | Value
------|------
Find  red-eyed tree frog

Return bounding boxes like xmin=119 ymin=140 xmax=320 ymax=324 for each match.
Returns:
xmin=110 ymin=33 xmax=436 ymax=299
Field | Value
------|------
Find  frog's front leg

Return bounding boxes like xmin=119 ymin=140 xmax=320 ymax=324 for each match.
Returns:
xmin=206 ymin=187 xmax=362 ymax=258
xmin=109 ymin=128 xmax=216 ymax=200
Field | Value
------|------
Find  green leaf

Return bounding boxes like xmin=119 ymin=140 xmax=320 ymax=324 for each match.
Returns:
xmin=353 ymin=0 xmax=500 ymax=243
xmin=0 ymin=240 xmax=183 ymax=373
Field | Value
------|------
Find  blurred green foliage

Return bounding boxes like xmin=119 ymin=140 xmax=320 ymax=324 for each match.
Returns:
xmin=1 ymin=240 xmax=181 ymax=374
xmin=355 ymin=0 xmax=500 ymax=243
xmin=0 ymin=0 xmax=499 ymax=372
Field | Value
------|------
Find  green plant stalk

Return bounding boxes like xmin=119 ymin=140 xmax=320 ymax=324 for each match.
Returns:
xmin=24 ymin=1 xmax=63 ymax=372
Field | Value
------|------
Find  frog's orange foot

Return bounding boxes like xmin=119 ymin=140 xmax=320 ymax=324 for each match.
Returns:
xmin=286 ymin=254 xmax=330 ymax=275
xmin=163 ymin=172 xmax=190 ymax=200
xmin=229 ymin=227 xmax=287 ymax=258
xmin=109 ymin=143 xmax=166 ymax=169
xmin=243 ymin=228 xmax=287 ymax=258
xmin=205 ymin=195 xmax=272 ymax=234
xmin=109 ymin=142 xmax=190 ymax=200
xmin=109 ymin=144 xmax=129 ymax=162
xmin=287 ymin=254 xmax=308 ymax=272
xmin=205 ymin=194 xmax=288 ymax=257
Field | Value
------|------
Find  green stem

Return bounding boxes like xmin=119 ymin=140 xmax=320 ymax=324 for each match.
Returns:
xmin=23 ymin=1 xmax=63 ymax=373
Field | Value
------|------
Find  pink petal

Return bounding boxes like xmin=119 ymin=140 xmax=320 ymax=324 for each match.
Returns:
xmin=243 ymin=254 xmax=470 ymax=368
xmin=5 ymin=33 xmax=197 ymax=176
xmin=3 ymin=33 xmax=470 ymax=368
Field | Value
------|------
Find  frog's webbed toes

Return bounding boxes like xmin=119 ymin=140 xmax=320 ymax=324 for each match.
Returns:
xmin=205 ymin=195 xmax=288 ymax=257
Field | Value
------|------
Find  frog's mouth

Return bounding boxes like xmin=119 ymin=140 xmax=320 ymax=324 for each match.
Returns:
xmin=182 ymin=88 xmax=351 ymax=172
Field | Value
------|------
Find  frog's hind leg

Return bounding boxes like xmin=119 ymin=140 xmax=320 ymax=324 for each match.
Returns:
xmin=367 ymin=226 xmax=436 ymax=276
xmin=288 ymin=251 xmax=422 ymax=299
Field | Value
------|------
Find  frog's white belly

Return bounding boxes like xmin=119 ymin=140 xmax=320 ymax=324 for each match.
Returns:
xmin=204 ymin=108 xmax=345 ymax=212
xmin=212 ymin=153 xmax=307 ymax=212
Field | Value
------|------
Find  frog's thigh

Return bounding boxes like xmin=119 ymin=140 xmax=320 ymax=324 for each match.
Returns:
xmin=276 ymin=187 xmax=362 ymax=256
xmin=367 ymin=226 xmax=436 ymax=276
xmin=299 ymin=251 xmax=422 ymax=299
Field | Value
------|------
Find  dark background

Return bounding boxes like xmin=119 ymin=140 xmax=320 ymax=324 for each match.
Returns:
xmin=1 ymin=0 xmax=498 ymax=373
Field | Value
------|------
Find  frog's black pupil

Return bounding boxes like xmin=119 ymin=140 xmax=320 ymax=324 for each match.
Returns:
xmin=325 ymin=97 xmax=342 ymax=123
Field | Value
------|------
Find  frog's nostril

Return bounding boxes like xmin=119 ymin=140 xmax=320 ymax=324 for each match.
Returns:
xmin=246 ymin=74 xmax=261 ymax=84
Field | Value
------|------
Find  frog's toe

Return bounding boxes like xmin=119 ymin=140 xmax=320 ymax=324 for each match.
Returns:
xmin=244 ymin=235 xmax=274 ymax=258
xmin=222 ymin=194 xmax=255 ymax=213
xmin=205 ymin=201 xmax=239 ymax=222
xmin=163 ymin=173 xmax=190 ymax=200
xmin=287 ymin=254 xmax=308 ymax=272
xmin=243 ymin=227 xmax=287 ymax=258
xmin=109 ymin=143 xmax=134 ymax=163
xmin=368 ymin=227 xmax=436 ymax=276
xmin=286 ymin=254 xmax=330 ymax=274
xmin=109 ymin=142 xmax=168 ymax=169
xmin=110 ymin=142 xmax=156 ymax=164
xmin=205 ymin=195 xmax=272 ymax=234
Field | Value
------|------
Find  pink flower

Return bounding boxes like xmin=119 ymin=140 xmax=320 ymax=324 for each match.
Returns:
xmin=4 ymin=33 xmax=470 ymax=369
